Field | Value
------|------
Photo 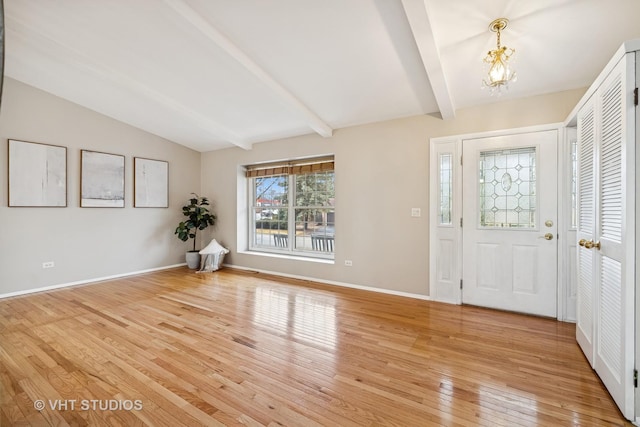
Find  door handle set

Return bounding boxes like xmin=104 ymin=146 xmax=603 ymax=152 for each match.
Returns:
xmin=578 ymin=239 xmax=601 ymax=250
xmin=539 ymin=233 xmax=554 ymax=240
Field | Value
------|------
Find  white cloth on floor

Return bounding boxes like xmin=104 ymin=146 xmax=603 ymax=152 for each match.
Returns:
xmin=197 ymin=239 xmax=229 ymax=273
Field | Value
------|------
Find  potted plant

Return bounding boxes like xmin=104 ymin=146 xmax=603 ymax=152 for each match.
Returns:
xmin=175 ymin=193 xmax=216 ymax=269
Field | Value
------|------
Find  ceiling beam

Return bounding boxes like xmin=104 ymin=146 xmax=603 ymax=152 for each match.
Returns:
xmin=163 ymin=0 xmax=333 ymax=138
xmin=401 ymin=0 xmax=456 ymax=119
xmin=7 ymin=17 xmax=252 ymax=150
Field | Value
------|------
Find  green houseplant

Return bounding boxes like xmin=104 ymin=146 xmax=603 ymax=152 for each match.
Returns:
xmin=175 ymin=193 xmax=216 ymax=268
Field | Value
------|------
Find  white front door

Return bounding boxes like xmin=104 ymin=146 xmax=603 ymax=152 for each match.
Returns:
xmin=462 ymin=130 xmax=558 ymax=317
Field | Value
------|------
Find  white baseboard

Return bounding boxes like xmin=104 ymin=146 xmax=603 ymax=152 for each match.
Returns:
xmin=224 ymin=263 xmax=431 ymax=301
xmin=0 ymin=263 xmax=187 ymax=299
xmin=2 ymin=263 xmax=433 ymax=303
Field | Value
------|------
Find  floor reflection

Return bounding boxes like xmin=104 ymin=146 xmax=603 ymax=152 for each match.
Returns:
xmin=253 ymin=286 xmax=337 ymax=350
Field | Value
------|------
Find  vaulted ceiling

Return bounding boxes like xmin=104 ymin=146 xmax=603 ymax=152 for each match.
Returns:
xmin=4 ymin=1 xmax=640 ymax=152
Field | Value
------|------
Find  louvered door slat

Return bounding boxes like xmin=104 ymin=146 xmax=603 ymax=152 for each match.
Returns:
xmin=577 ymin=106 xmax=595 ymax=232
xmin=599 ymin=257 xmax=623 ymax=378
xmin=600 ymin=73 xmax=623 ymax=243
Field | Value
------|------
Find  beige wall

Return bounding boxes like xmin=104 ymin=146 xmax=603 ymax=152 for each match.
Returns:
xmin=0 ymin=78 xmax=201 ymax=295
xmin=201 ymin=88 xmax=586 ymax=296
xmin=0 ymin=78 xmax=585 ymax=297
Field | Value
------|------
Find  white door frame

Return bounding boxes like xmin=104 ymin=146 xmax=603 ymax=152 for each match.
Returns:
xmin=429 ymin=122 xmax=571 ymax=320
xmin=561 ymin=126 xmax=578 ymax=322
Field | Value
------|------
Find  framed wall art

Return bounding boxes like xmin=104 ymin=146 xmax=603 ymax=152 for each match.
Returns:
xmin=8 ymin=139 xmax=67 ymax=207
xmin=134 ymin=157 xmax=168 ymax=208
xmin=80 ymin=150 xmax=125 ymax=207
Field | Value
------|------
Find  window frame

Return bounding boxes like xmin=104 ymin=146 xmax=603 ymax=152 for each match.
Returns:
xmin=247 ymin=167 xmax=335 ymax=261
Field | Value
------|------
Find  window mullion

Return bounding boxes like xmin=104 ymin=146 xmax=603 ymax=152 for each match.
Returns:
xmin=249 ymin=178 xmax=255 ymax=249
xmin=288 ymin=175 xmax=295 ymax=250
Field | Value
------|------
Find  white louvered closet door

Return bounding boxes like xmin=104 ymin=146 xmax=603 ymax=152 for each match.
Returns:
xmin=594 ymin=55 xmax=635 ymax=419
xmin=575 ymin=96 xmax=596 ymax=366
xmin=576 ymin=53 xmax=635 ymax=420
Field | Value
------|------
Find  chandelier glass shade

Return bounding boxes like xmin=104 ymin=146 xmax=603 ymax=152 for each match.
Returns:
xmin=482 ymin=18 xmax=516 ymax=94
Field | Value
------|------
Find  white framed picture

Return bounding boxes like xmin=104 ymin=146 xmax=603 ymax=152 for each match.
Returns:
xmin=134 ymin=157 xmax=169 ymax=208
xmin=8 ymin=139 xmax=67 ymax=207
xmin=80 ymin=150 xmax=125 ymax=207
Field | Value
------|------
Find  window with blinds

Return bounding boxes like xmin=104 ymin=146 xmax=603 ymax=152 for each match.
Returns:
xmin=246 ymin=156 xmax=335 ymax=259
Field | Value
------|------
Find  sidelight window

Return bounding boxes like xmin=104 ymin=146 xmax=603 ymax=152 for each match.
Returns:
xmin=439 ymin=154 xmax=453 ymax=225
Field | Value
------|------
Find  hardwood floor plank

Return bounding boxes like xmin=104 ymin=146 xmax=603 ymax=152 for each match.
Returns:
xmin=0 ymin=267 xmax=632 ymax=426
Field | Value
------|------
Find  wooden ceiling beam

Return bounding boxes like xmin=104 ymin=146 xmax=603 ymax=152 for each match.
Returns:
xmin=401 ymin=0 xmax=456 ymax=119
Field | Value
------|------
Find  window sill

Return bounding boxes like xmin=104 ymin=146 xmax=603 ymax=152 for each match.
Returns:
xmin=238 ymin=250 xmax=335 ymax=265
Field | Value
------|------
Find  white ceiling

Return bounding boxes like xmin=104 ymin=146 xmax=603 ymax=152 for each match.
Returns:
xmin=4 ymin=0 xmax=640 ymax=152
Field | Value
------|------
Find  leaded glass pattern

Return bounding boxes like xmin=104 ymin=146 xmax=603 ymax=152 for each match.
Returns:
xmin=439 ymin=154 xmax=452 ymax=225
xmin=479 ymin=147 xmax=536 ymax=228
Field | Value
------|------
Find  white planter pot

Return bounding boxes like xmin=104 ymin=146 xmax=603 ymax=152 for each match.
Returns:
xmin=185 ymin=251 xmax=200 ymax=269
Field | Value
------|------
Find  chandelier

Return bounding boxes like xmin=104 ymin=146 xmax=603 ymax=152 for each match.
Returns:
xmin=482 ymin=18 xmax=516 ymax=94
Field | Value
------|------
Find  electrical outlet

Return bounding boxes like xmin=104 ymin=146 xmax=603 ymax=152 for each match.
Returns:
xmin=344 ymin=260 xmax=353 ymax=267
xmin=42 ymin=261 xmax=55 ymax=269
xmin=411 ymin=208 xmax=421 ymax=217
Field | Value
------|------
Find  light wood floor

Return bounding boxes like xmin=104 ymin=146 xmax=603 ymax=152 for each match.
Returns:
xmin=0 ymin=267 xmax=630 ymax=426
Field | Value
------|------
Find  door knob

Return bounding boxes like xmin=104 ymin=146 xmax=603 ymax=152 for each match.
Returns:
xmin=539 ymin=233 xmax=554 ymax=240
xmin=578 ymin=239 xmax=586 ymax=247
xmin=584 ymin=240 xmax=601 ymax=250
